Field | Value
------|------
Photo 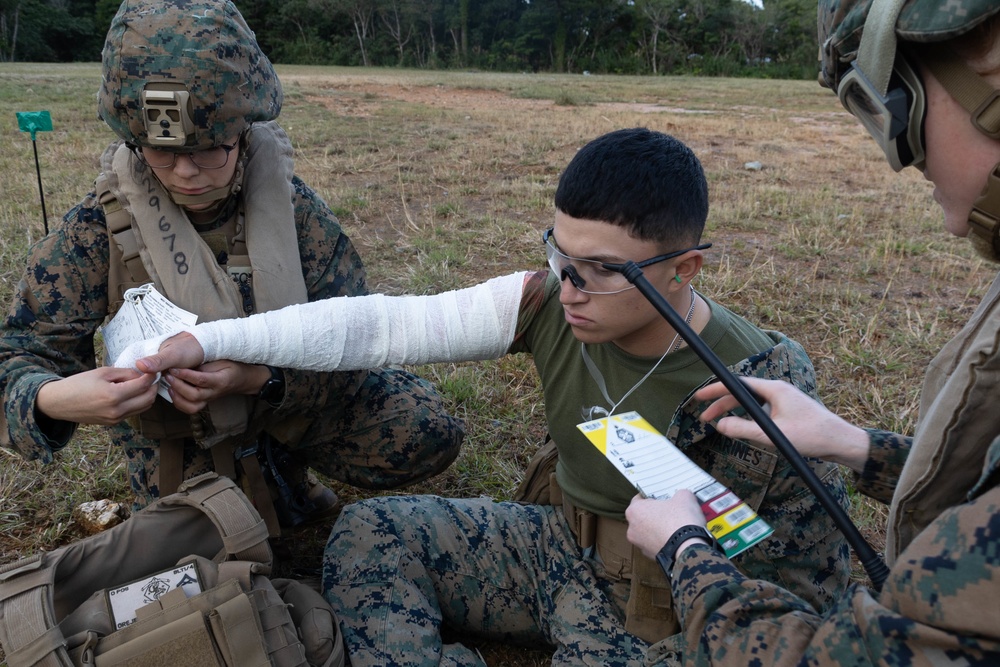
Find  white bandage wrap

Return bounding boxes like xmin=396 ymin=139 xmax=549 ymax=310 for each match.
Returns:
xmin=190 ymin=271 xmax=528 ymax=370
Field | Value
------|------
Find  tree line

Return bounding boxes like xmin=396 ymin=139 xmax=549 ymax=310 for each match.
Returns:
xmin=1 ymin=0 xmax=819 ymax=79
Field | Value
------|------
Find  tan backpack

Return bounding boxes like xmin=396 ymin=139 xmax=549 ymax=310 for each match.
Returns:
xmin=0 ymin=473 xmax=343 ymax=667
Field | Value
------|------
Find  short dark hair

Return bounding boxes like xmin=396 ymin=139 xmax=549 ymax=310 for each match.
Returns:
xmin=554 ymin=128 xmax=708 ymax=247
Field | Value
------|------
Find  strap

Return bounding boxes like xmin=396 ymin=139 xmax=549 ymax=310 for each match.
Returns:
xmin=855 ymin=0 xmax=907 ymax=95
xmin=560 ymin=489 xmax=596 ymax=550
xmin=216 ymin=561 xmax=255 ymax=593
xmin=175 ymin=473 xmax=273 ymax=565
xmin=211 ymin=441 xmax=237 ymax=481
xmin=211 ymin=593 xmax=270 ymax=667
xmin=625 ymin=548 xmax=679 ymax=643
xmin=922 ymin=44 xmax=1000 ymax=139
xmin=10 ymin=624 xmax=72 ymax=667
xmin=98 ymin=177 xmax=152 ymax=316
xmin=969 ymin=163 xmax=1000 ymax=255
xmin=0 ymin=575 xmax=72 ymax=667
xmin=158 ymin=438 xmax=185 ymax=496
xmin=238 ymin=451 xmax=282 ymax=538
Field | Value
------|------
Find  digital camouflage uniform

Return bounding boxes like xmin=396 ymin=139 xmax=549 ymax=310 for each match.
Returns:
xmin=664 ymin=275 xmax=1000 ymax=665
xmin=654 ymin=0 xmax=1000 ymax=663
xmin=0 ymin=171 xmax=464 ymax=510
xmin=322 ymin=271 xmax=849 ymax=666
xmin=0 ymin=0 xmax=463 ymax=511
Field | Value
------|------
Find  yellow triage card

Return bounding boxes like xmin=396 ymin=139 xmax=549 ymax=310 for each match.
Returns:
xmin=578 ymin=410 xmax=773 ymax=558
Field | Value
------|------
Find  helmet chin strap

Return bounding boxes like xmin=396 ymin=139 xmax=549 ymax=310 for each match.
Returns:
xmin=968 ymin=161 xmax=1000 ymax=263
xmin=169 ymin=185 xmax=233 ymax=208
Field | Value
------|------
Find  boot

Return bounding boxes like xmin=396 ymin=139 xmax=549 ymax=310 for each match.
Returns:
xmin=260 ymin=439 xmax=339 ymax=528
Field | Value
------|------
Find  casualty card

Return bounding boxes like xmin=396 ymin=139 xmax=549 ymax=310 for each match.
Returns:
xmin=578 ymin=411 xmax=773 ymax=558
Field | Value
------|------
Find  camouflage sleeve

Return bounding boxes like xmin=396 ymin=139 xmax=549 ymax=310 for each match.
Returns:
xmin=272 ymin=177 xmax=370 ymax=415
xmin=666 ymin=483 xmax=1000 ymax=666
xmin=0 ymin=197 xmax=111 ymax=462
xmin=854 ymin=428 xmax=911 ymax=505
xmin=716 ymin=336 xmax=851 ymax=614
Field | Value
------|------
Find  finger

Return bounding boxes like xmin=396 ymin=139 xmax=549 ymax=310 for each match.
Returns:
xmin=166 ymin=386 xmax=207 ymax=414
xmin=135 ymin=349 xmax=189 ymax=374
xmin=118 ymin=370 xmax=161 ymax=392
xmin=164 ymin=375 xmax=210 ymax=402
xmin=168 ymin=368 xmax=211 ymax=388
xmin=697 ymin=395 xmax=743 ymax=423
xmin=712 ymin=415 xmax=771 ymax=445
xmin=673 ymin=488 xmax=696 ymax=502
xmin=196 ymin=360 xmax=232 ymax=373
xmin=692 ymin=381 xmax=732 ymax=402
xmin=135 ymin=333 xmax=205 ymax=373
xmin=103 ymin=366 xmax=146 ymax=382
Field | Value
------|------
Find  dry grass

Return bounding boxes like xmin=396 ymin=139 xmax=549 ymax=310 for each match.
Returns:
xmin=0 ymin=64 xmax=994 ymax=664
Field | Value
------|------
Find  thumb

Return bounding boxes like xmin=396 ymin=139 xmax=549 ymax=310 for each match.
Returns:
xmin=114 ymin=335 xmax=169 ymax=372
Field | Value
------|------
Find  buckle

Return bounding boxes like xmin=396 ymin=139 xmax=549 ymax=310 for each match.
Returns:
xmin=176 ymin=471 xmax=221 ymax=492
xmin=234 ymin=441 xmax=259 ymax=459
xmin=972 ymin=89 xmax=1000 ymax=139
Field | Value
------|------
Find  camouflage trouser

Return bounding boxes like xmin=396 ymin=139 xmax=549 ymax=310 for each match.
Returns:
xmin=322 ymin=495 xmax=649 ymax=666
xmin=122 ymin=367 xmax=465 ymax=509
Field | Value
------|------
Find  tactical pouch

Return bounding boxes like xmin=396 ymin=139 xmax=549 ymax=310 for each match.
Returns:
xmin=533 ymin=441 xmax=680 ymax=644
xmin=0 ymin=473 xmax=342 ymax=667
xmin=513 ymin=436 xmax=558 ymax=505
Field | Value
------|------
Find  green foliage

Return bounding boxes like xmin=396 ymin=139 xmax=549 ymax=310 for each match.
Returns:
xmin=6 ymin=0 xmax=820 ymax=80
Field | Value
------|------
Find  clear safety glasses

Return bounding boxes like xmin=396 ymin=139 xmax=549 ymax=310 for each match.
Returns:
xmin=131 ymin=141 xmax=240 ymax=170
xmin=543 ymin=228 xmax=711 ymax=295
xmin=838 ymin=52 xmax=926 ymax=172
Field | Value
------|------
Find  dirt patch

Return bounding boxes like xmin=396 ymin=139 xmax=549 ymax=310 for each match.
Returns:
xmin=305 ymin=83 xmax=557 ymax=117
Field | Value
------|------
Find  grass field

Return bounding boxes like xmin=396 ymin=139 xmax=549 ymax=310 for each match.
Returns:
xmin=0 ymin=63 xmax=994 ymax=663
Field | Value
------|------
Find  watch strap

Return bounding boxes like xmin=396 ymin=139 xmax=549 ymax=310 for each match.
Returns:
xmin=258 ymin=366 xmax=285 ymax=408
xmin=655 ymin=524 xmax=723 ymax=580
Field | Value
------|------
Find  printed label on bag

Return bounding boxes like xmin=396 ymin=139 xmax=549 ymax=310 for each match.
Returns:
xmin=106 ymin=561 xmax=203 ymax=629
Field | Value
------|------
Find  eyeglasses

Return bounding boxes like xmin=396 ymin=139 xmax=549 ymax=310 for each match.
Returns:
xmin=543 ymin=228 xmax=711 ymax=295
xmin=130 ymin=140 xmax=239 ymax=170
xmin=837 ymin=53 xmax=926 ymax=172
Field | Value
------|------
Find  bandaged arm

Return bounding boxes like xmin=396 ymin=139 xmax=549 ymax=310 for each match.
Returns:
xmin=185 ymin=271 xmax=526 ymax=371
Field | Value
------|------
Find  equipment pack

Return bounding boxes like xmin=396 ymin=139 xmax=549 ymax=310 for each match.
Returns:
xmin=0 ymin=472 xmax=343 ymax=666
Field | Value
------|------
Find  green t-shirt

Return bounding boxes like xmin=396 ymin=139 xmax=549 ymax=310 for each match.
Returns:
xmin=511 ymin=271 xmax=776 ymax=519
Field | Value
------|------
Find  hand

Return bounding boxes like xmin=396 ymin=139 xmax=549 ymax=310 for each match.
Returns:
xmin=626 ymin=490 xmax=705 ymax=560
xmin=694 ymin=377 xmax=870 ymax=472
xmin=164 ymin=360 xmax=270 ymax=414
xmin=133 ymin=332 xmax=206 ymax=375
xmin=36 ymin=367 xmax=159 ymax=425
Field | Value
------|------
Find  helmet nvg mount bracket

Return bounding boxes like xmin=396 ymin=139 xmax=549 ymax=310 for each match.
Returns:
xmin=141 ymin=85 xmax=195 ymax=148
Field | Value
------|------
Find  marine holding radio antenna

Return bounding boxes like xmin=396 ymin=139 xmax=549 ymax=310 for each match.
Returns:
xmin=0 ymin=0 xmax=464 ymax=530
xmin=623 ymin=0 xmax=1000 ymax=664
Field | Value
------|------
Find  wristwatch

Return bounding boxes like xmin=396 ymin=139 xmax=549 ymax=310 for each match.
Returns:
xmin=655 ymin=524 xmax=724 ymax=580
xmin=258 ymin=366 xmax=285 ymax=408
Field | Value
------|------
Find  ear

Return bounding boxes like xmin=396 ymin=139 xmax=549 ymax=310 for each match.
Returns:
xmin=673 ymin=251 xmax=704 ymax=287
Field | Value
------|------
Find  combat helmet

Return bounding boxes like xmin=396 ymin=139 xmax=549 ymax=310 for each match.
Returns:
xmin=97 ymin=0 xmax=282 ymax=152
xmin=819 ymin=0 xmax=1000 ymax=258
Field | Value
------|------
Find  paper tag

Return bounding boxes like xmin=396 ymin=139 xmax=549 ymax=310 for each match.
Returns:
xmin=100 ymin=284 xmax=198 ymax=401
xmin=578 ymin=410 xmax=773 ymax=558
xmin=107 ymin=561 xmax=203 ymax=630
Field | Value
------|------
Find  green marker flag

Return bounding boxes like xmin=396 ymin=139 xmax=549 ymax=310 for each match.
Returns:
xmin=16 ymin=110 xmax=54 ymax=234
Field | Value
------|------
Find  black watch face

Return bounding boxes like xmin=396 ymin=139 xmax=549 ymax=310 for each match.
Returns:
xmin=261 ymin=377 xmax=283 ymax=403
